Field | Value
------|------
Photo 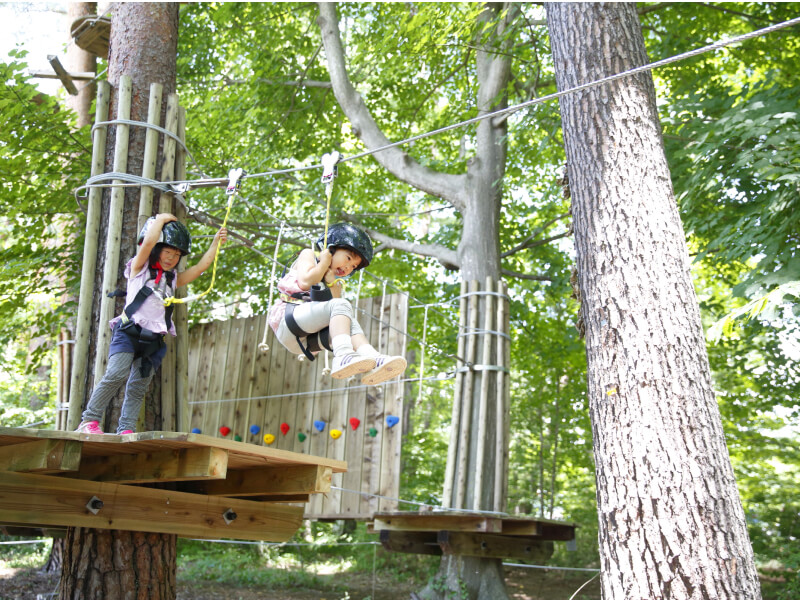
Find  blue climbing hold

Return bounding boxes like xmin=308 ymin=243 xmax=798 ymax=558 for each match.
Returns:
xmin=386 ymin=415 xmax=399 ymax=428
xmin=314 ymin=420 xmax=326 ymax=432
xmin=191 ymin=427 xmax=201 ymax=434
xmin=249 ymin=424 xmax=261 ymax=435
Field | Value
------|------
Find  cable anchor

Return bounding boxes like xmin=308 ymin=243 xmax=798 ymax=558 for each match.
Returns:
xmin=226 ymin=168 xmax=245 ymax=195
xmin=320 ymin=151 xmax=341 ymax=185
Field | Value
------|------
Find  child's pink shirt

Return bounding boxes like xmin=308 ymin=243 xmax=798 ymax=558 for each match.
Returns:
xmin=268 ymin=270 xmax=306 ymax=333
xmin=109 ymin=259 xmax=178 ymax=336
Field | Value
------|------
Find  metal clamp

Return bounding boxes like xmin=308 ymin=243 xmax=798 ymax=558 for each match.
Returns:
xmin=86 ymin=496 xmax=104 ymax=514
xmin=321 ymin=151 xmax=341 ymax=184
xmin=226 ymin=168 xmax=245 ymax=195
xmin=223 ymin=508 xmax=238 ymax=524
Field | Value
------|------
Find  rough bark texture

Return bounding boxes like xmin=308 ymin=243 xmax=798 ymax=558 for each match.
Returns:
xmin=545 ymin=3 xmax=761 ymax=599
xmin=59 ymin=528 xmax=176 ymax=600
xmin=64 ymin=4 xmax=180 ymax=599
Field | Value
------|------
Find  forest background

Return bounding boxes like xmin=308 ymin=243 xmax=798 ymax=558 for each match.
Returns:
xmin=0 ymin=1 xmax=798 ymax=595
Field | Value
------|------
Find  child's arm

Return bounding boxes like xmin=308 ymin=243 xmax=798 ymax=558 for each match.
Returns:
xmin=295 ymin=248 xmax=332 ymax=291
xmin=131 ymin=213 xmax=177 ymax=275
xmin=177 ymin=227 xmax=228 ymax=288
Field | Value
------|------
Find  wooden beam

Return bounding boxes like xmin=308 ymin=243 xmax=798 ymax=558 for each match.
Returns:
xmin=47 ymin=55 xmax=79 ymax=95
xmin=371 ymin=513 xmax=502 ymax=534
xmin=437 ymin=531 xmax=555 ymax=561
xmin=0 ymin=471 xmax=304 ymax=542
xmin=66 ymin=447 xmax=228 ymax=484
xmin=380 ymin=530 xmax=441 ymax=556
xmin=29 ymin=70 xmax=97 ymax=81
xmin=499 ymin=519 xmax=541 ymax=536
xmin=178 ymin=465 xmax=331 ymax=497
xmin=0 ymin=439 xmax=82 ymax=474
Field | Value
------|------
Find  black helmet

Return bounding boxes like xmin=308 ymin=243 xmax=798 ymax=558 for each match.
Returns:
xmin=316 ymin=223 xmax=373 ymax=270
xmin=138 ymin=217 xmax=192 ymax=256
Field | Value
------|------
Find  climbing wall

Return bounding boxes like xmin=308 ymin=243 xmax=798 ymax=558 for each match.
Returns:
xmin=187 ymin=293 xmax=407 ymax=520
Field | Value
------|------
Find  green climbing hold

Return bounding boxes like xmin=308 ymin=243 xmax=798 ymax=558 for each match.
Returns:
xmin=368 ymin=427 xmax=378 ymax=437
xmin=298 ymin=432 xmax=307 ymax=442
xmin=233 ymin=434 xmax=242 ymax=442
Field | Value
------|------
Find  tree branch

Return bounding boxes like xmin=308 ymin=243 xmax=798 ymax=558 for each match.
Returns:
xmin=500 ymin=268 xmax=553 ymax=282
xmin=365 ymin=228 xmax=460 ymax=271
xmin=500 ymin=213 xmax=570 ymax=258
xmin=316 ymin=2 xmax=466 ymax=210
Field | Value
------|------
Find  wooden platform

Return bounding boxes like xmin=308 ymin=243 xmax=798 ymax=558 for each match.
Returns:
xmin=71 ymin=15 xmax=111 ymax=59
xmin=0 ymin=428 xmax=346 ymax=542
xmin=369 ymin=511 xmax=576 ymax=561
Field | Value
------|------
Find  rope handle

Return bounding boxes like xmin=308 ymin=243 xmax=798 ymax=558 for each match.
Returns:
xmin=258 ymin=222 xmax=286 ymax=354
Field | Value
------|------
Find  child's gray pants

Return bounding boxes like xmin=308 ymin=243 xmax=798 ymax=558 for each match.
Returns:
xmin=276 ymin=297 xmax=364 ymax=355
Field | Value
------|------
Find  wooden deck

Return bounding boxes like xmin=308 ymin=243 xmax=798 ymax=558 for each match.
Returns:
xmin=368 ymin=511 xmax=576 ymax=561
xmin=0 ymin=427 xmax=346 ymax=542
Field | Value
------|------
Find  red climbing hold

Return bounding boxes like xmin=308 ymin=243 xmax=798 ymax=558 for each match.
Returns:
xmin=280 ymin=422 xmax=290 ymax=436
xmin=349 ymin=417 xmax=361 ymax=431
xmin=219 ymin=426 xmax=231 ymax=437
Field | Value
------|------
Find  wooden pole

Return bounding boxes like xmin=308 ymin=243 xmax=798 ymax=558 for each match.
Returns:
xmin=66 ymin=81 xmax=111 ymax=431
xmin=443 ymin=280 xmax=468 ymax=508
xmin=473 ymin=277 xmax=495 ymax=511
xmin=92 ymin=75 xmax=133 ymax=390
xmin=137 ymin=82 xmax=163 ymax=231
xmin=157 ymin=94 xmax=179 ymax=213
xmin=494 ymin=280 xmax=509 ymax=512
xmin=455 ymin=280 xmax=480 ymax=509
xmin=174 ymin=106 xmax=190 ymax=433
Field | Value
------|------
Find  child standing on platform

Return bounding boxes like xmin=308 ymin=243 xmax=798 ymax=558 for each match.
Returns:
xmin=268 ymin=223 xmax=407 ymax=385
xmin=76 ymin=213 xmax=227 ymax=435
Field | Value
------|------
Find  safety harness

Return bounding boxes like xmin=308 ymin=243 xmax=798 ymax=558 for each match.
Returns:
xmin=108 ymin=265 xmax=176 ymax=376
xmin=281 ymin=283 xmax=334 ymax=361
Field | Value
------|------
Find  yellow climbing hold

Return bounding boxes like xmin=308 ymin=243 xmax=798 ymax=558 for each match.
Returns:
xmin=263 ymin=433 xmax=275 ymax=445
xmin=330 ymin=429 xmax=342 ymax=440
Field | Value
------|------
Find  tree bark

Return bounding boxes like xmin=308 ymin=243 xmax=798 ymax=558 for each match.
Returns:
xmin=63 ymin=4 xmax=180 ymax=599
xmin=545 ymin=3 xmax=761 ymax=599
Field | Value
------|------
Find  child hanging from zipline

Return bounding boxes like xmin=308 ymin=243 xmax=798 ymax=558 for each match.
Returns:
xmin=76 ymin=213 xmax=228 ymax=435
xmin=268 ymin=223 xmax=407 ymax=385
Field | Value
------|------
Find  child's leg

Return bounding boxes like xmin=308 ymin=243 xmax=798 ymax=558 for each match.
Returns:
xmin=116 ymin=344 xmax=167 ymax=434
xmin=81 ymin=352 xmax=135 ymax=425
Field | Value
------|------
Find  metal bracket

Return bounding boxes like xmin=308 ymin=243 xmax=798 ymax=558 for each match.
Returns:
xmin=86 ymin=496 xmax=104 ymax=515
xmin=321 ymin=151 xmax=341 ymax=184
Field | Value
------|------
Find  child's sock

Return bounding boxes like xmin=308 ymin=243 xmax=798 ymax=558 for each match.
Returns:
xmin=332 ymin=334 xmax=355 ymax=357
xmin=357 ymin=344 xmax=379 ymax=358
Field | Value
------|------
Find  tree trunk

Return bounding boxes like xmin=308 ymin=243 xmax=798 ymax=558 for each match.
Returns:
xmin=62 ymin=4 xmax=180 ymax=599
xmin=545 ymin=3 xmax=761 ymax=599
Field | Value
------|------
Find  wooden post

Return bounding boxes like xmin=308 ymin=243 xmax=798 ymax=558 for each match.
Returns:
xmin=443 ymin=279 xmax=467 ymax=508
xmin=157 ymin=94 xmax=179 ymax=213
xmin=92 ymin=75 xmax=132 ymax=390
xmin=66 ymin=81 xmax=111 ymax=430
xmin=473 ymin=277 xmax=495 ymax=511
xmin=494 ymin=280 xmax=509 ymax=512
xmin=174 ymin=106 xmax=190 ymax=433
xmin=137 ymin=82 xmax=163 ymax=231
xmin=455 ymin=280 xmax=480 ymax=508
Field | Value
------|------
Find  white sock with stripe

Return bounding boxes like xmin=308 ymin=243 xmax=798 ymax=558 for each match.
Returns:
xmin=332 ymin=334 xmax=355 ymax=357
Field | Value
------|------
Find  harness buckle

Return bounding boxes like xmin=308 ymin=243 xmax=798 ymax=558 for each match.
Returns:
xmin=321 ymin=152 xmax=341 ymax=185
xmin=226 ymin=168 xmax=245 ymax=195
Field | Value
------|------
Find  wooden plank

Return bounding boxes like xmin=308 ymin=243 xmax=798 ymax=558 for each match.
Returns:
xmin=0 ymin=439 xmax=82 ymax=474
xmin=218 ymin=319 xmax=246 ymax=440
xmin=499 ymin=518 xmax=542 ymax=537
xmin=437 ymin=531 xmax=555 ymax=561
xmin=180 ymin=465 xmax=331 ymax=497
xmin=0 ymin=471 xmax=303 ymax=542
xmin=204 ymin=319 xmax=232 ymax=437
xmin=67 ymin=447 xmax=228 ymax=484
xmin=362 ymin=297 xmax=383 ymax=517
xmin=262 ymin=315 xmax=288 ymax=449
xmin=186 ymin=322 xmax=205 ymax=431
xmin=321 ymin=374 xmax=348 ymax=516
xmin=378 ymin=292 xmax=407 ymax=512
xmin=244 ymin=315 xmax=273 ymax=446
xmin=380 ymin=530 xmax=441 ymax=556
xmin=190 ymin=322 xmax=216 ymax=434
xmin=371 ymin=513 xmax=502 ymax=534
xmin=236 ymin=315 xmax=263 ymax=444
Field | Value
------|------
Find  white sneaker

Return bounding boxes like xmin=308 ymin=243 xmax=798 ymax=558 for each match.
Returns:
xmin=361 ymin=355 xmax=407 ymax=386
xmin=331 ymin=352 xmax=376 ymax=379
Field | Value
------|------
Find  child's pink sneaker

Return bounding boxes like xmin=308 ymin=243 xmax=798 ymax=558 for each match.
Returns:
xmin=76 ymin=420 xmax=104 ymax=435
xmin=361 ymin=355 xmax=407 ymax=386
xmin=118 ymin=430 xmax=134 ymax=435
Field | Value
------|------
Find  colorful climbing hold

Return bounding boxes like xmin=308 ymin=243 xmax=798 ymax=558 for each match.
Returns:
xmin=233 ymin=434 xmax=242 ymax=442
xmin=280 ymin=422 xmax=290 ymax=435
xmin=298 ymin=432 xmax=307 ymax=442
xmin=313 ymin=420 xmax=326 ymax=432
xmin=191 ymin=427 xmax=201 ymax=434
xmin=263 ymin=433 xmax=275 ymax=445
xmin=249 ymin=424 xmax=261 ymax=435
xmin=219 ymin=426 xmax=231 ymax=437
xmin=349 ymin=417 xmax=361 ymax=431
xmin=386 ymin=415 xmax=400 ymax=429
xmin=330 ymin=429 xmax=342 ymax=439
xmin=369 ymin=427 xmax=378 ymax=437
